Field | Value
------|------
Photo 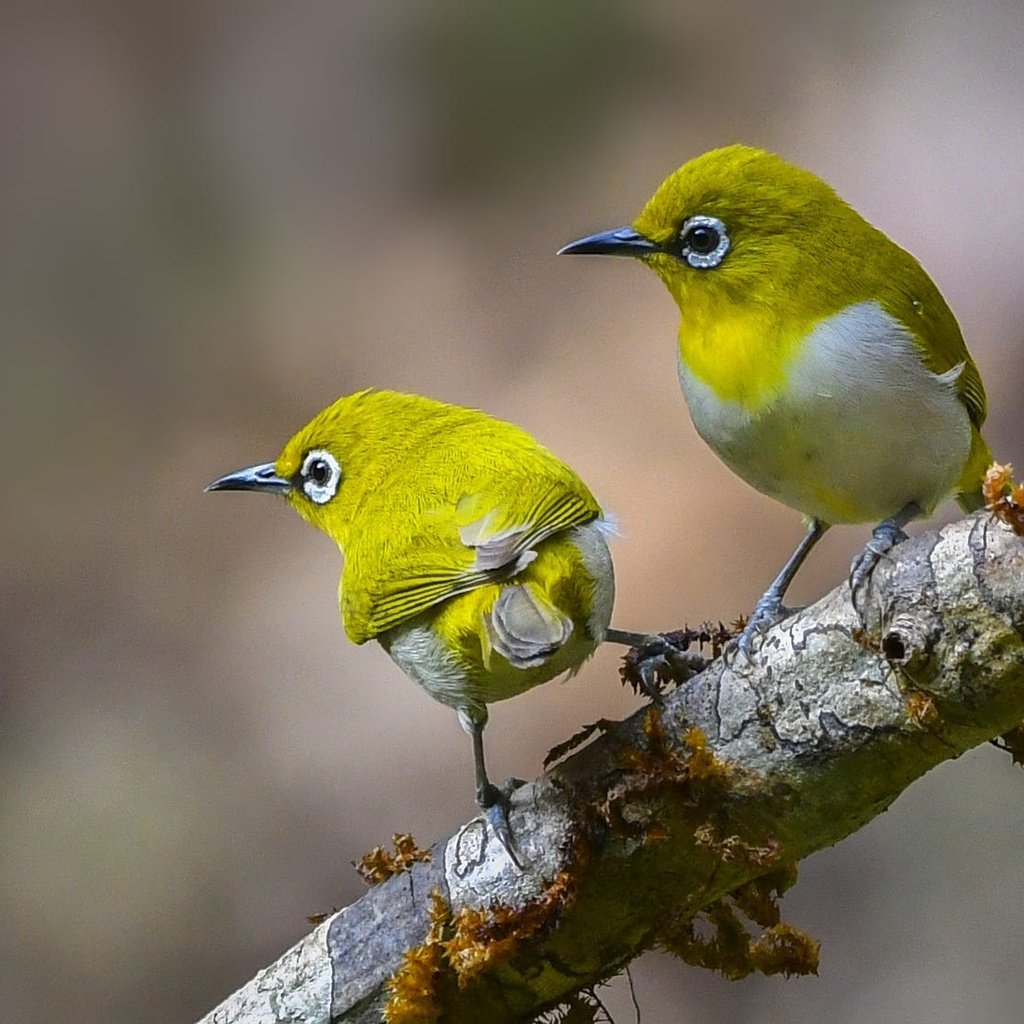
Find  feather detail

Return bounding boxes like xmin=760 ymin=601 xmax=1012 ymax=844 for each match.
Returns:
xmin=456 ymin=488 xmax=597 ymax=571
xmin=485 ymin=584 xmax=573 ymax=669
xmin=356 ymin=488 xmax=597 ymax=640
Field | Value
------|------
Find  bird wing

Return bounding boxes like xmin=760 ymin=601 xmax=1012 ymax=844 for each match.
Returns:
xmin=952 ymin=356 xmax=987 ymax=430
xmin=343 ymin=477 xmax=601 ymax=643
xmin=913 ymin=303 xmax=987 ymax=428
xmin=482 ymin=583 xmax=574 ymax=669
xmin=885 ymin=256 xmax=988 ymax=430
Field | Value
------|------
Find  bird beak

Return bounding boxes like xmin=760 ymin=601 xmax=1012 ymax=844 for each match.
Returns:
xmin=558 ymin=226 xmax=660 ymax=257
xmin=205 ymin=462 xmax=292 ymax=495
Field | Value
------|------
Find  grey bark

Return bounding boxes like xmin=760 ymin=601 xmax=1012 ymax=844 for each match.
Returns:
xmin=195 ymin=514 xmax=1024 ymax=1024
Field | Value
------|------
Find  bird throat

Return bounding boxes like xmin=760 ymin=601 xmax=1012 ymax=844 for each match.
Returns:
xmin=676 ymin=302 xmax=806 ymax=410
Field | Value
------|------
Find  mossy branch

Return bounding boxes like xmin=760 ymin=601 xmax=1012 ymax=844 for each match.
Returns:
xmin=194 ymin=514 xmax=1024 ymax=1024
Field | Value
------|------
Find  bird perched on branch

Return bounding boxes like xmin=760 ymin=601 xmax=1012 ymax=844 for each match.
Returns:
xmin=560 ymin=144 xmax=991 ymax=653
xmin=207 ymin=388 xmax=616 ymax=862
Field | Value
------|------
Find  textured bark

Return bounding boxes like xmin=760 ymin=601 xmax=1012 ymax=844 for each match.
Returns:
xmin=195 ymin=514 xmax=1024 ymax=1024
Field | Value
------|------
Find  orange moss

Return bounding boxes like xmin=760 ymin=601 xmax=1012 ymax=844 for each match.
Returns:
xmin=600 ymin=715 xmax=734 ymax=836
xmin=659 ymin=864 xmax=815 ymax=980
xmin=983 ymin=462 xmax=1024 ymax=535
xmin=906 ymin=689 xmax=938 ymax=726
xmin=443 ymin=871 xmax=577 ymax=987
xmin=384 ymin=869 xmax=581 ymax=1017
xmin=383 ymin=891 xmax=451 ymax=1024
xmin=851 ymin=625 xmax=881 ymax=654
xmin=617 ymin=622 xmax=736 ymax=694
xmin=383 ymin=946 xmax=445 ymax=1024
xmin=682 ymin=726 xmax=731 ymax=784
xmin=749 ymin=923 xmax=820 ymax=977
xmin=304 ymin=907 xmax=339 ymax=926
xmin=732 ymin=865 xmax=799 ymax=926
xmin=664 ymin=900 xmax=755 ymax=980
xmin=358 ymin=833 xmax=432 ymax=885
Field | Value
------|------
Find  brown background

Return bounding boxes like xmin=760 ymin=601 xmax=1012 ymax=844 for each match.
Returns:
xmin=3 ymin=3 xmax=1023 ymax=1022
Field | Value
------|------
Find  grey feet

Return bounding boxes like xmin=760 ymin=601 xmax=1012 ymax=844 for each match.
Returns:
xmin=731 ymin=518 xmax=829 ymax=659
xmin=734 ymin=590 xmax=791 ymax=658
xmin=630 ymin=634 xmax=707 ymax=699
xmin=464 ymin=707 xmax=526 ymax=868
xmin=849 ymin=502 xmax=921 ymax=611
xmin=478 ymin=777 xmax=526 ymax=869
xmin=606 ymin=628 xmax=707 ymax=698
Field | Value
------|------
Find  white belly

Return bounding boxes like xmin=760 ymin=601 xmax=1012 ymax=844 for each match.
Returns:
xmin=678 ymin=301 xmax=973 ymax=524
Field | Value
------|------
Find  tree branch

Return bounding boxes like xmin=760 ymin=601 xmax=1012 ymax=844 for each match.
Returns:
xmin=195 ymin=514 xmax=1024 ymax=1024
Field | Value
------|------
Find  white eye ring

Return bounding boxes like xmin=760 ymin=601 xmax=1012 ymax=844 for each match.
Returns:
xmin=300 ymin=449 xmax=341 ymax=504
xmin=679 ymin=214 xmax=729 ymax=269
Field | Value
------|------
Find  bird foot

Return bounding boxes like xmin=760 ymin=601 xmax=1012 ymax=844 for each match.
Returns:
xmin=479 ymin=778 xmax=526 ymax=870
xmin=733 ymin=593 xmax=792 ymax=660
xmin=624 ymin=634 xmax=707 ymax=700
xmin=849 ymin=521 xmax=909 ymax=612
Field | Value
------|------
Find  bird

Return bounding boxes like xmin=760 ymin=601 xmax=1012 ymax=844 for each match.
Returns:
xmin=560 ymin=144 xmax=991 ymax=653
xmin=206 ymin=388 xmax=617 ymax=862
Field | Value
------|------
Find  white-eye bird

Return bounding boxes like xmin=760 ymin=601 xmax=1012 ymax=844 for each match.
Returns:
xmin=560 ymin=144 xmax=991 ymax=652
xmin=207 ymin=388 xmax=615 ymax=859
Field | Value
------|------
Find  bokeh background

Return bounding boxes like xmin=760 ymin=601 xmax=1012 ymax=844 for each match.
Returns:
xmin=3 ymin=3 xmax=1023 ymax=1022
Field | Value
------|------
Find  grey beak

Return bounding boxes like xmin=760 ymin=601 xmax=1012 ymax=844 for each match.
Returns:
xmin=557 ymin=226 xmax=660 ymax=257
xmin=205 ymin=462 xmax=292 ymax=495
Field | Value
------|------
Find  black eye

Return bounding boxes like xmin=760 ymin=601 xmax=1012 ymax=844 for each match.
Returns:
xmin=299 ymin=448 xmax=341 ymax=504
xmin=684 ymin=224 xmax=719 ymax=255
xmin=308 ymin=458 xmax=331 ymax=485
xmin=677 ymin=214 xmax=730 ymax=269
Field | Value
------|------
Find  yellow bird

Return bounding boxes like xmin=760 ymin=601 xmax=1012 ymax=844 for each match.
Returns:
xmin=561 ymin=144 xmax=991 ymax=652
xmin=207 ymin=388 xmax=616 ymax=859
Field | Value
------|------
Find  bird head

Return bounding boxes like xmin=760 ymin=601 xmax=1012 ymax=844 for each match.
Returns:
xmin=560 ymin=144 xmax=869 ymax=318
xmin=205 ymin=390 xmax=380 ymax=545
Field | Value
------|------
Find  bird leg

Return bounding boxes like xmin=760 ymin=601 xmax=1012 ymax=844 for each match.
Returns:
xmin=736 ymin=518 xmax=830 ymax=656
xmin=463 ymin=708 xmax=524 ymax=870
xmin=850 ymin=501 xmax=921 ymax=611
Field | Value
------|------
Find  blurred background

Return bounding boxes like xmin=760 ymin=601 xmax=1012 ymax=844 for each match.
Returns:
xmin=2 ymin=2 xmax=1023 ymax=1021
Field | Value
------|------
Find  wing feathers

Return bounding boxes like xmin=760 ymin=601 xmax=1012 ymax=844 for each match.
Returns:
xmin=458 ymin=489 xmax=595 ymax=572
xmin=485 ymin=584 xmax=573 ymax=668
xmin=355 ymin=482 xmax=599 ymax=639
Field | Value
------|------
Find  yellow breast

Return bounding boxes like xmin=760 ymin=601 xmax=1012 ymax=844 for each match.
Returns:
xmin=676 ymin=290 xmax=810 ymax=410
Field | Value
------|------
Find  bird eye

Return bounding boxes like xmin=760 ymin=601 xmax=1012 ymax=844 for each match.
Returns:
xmin=299 ymin=449 xmax=341 ymax=504
xmin=678 ymin=214 xmax=729 ymax=269
xmin=686 ymin=225 xmax=717 ymax=253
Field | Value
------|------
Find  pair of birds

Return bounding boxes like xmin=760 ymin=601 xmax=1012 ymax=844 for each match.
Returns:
xmin=209 ymin=146 xmax=991 ymax=856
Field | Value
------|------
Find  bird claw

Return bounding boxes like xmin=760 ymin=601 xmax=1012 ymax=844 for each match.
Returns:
xmin=849 ymin=523 xmax=909 ymax=612
xmin=480 ymin=778 xmax=526 ymax=870
xmin=732 ymin=593 xmax=791 ymax=661
xmin=626 ymin=634 xmax=707 ymax=700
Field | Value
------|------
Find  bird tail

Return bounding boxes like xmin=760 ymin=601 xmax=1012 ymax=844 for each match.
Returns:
xmin=955 ymin=429 xmax=993 ymax=513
